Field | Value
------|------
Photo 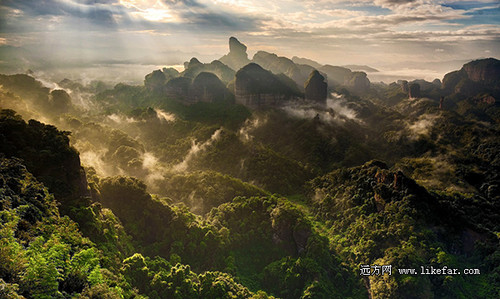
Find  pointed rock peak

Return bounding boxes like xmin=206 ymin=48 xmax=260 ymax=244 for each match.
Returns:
xmin=305 ymin=70 xmax=327 ymax=103
xmin=309 ymin=70 xmax=325 ymax=81
xmin=305 ymin=70 xmax=326 ymax=88
xmin=229 ymin=37 xmax=247 ymax=54
xmin=220 ymin=37 xmax=250 ymax=71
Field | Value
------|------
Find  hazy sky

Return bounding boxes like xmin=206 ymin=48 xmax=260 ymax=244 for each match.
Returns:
xmin=0 ymin=0 xmax=499 ymax=81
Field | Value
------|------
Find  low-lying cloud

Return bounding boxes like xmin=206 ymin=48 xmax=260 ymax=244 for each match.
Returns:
xmin=281 ymin=92 xmax=361 ymax=124
xmin=173 ymin=128 xmax=222 ymax=172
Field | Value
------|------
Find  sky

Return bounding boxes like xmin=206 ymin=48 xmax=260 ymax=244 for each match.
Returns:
xmin=0 ymin=0 xmax=499 ymax=82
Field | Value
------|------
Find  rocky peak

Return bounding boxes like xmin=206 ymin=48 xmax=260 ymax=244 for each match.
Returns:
xmin=185 ymin=57 xmax=202 ymax=70
xmin=399 ymin=80 xmax=409 ymax=93
xmin=442 ymin=58 xmax=500 ymax=96
xmin=304 ymin=70 xmax=327 ymax=104
xmin=229 ymin=36 xmax=247 ymax=57
xmin=219 ymin=37 xmax=250 ymax=71
xmin=144 ymin=69 xmax=167 ymax=92
xmin=234 ymin=63 xmax=298 ymax=108
xmin=462 ymin=58 xmax=500 ymax=85
xmin=347 ymin=71 xmax=370 ymax=93
xmin=432 ymin=78 xmax=442 ymax=88
xmin=190 ymin=72 xmax=227 ymax=103
xmin=408 ymin=82 xmax=421 ymax=99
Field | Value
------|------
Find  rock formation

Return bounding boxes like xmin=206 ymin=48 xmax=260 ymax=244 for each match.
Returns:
xmin=462 ymin=58 xmax=500 ymax=85
xmin=165 ymin=72 xmax=229 ymax=104
xmin=318 ymin=65 xmax=370 ymax=93
xmin=145 ymin=68 xmax=180 ymax=93
xmin=408 ymin=82 xmax=421 ymax=99
xmin=165 ymin=77 xmax=191 ymax=99
xmin=189 ymin=72 xmax=227 ymax=103
xmin=234 ymin=63 xmax=299 ymax=109
xmin=304 ymin=70 xmax=327 ymax=104
xmin=432 ymin=78 xmax=442 ymax=88
xmin=144 ymin=70 xmax=167 ymax=92
xmin=162 ymin=67 xmax=180 ymax=78
xmin=184 ymin=57 xmax=202 ymax=70
xmin=182 ymin=58 xmax=235 ymax=84
xmin=347 ymin=72 xmax=370 ymax=93
xmin=442 ymin=58 xmax=500 ymax=97
xmin=319 ymin=65 xmax=352 ymax=86
xmin=400 ymin=80 xmax=409 ymax=93
xmin=219 ymin=37 xmax=250 ymax=71
xmin=252 ymin=51 xmax=310 ymax=89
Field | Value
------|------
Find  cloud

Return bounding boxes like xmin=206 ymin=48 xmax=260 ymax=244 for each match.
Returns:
xmin=155 ymin=108 xmax=176 ymax=122
xmin=162 ymin=0 xmax=202 ymax=7
xmin=374 ymin=0 xmax=419 ymax=9
xmin=280 ymin=93 xmax=361 ymax=125
xmin=0 ymin=0 xmax=120 ymax=26
xmin=119 ymin=0 xmax=265 ymax=31
xmin=0 ymin=0 xmax=498 ymax=78
xmin=407 ymin=113 xmax=440 ymax=137
xmin=173 ymin=129 xmax=222 ymax=172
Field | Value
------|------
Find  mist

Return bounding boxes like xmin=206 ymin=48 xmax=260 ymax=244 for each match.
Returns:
xmin=1 ymin=1 xmax=499 ymax=297
xmin=407 ymin=114 xmax=440 ymax=138
xmin=281 ymin=92 xmax=361 ymax=125
xmin=173 ymin=129 xmax=223 ymax=172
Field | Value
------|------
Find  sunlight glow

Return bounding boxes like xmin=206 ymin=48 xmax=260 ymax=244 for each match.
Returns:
xmin=121 ymin=0 xmax=177 ymax=22
xmin=134 ymin=8 xmax=175 ymax=22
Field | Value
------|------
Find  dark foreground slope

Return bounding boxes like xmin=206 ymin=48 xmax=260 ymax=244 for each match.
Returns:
xmin=0 ymin=110 xmax=271 ymax=298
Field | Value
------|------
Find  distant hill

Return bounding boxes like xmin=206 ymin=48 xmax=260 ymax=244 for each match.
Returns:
xmin=342 ymin=64 xmax=379 ymax=73
xmin=1 ymin=52 xmax=500 ymax=297
xmin=291 ymin=56 xmax=323 ymax=69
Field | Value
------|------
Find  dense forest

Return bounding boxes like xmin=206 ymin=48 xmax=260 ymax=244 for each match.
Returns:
xmin=0 ymin=40 xmax=499 ymax=298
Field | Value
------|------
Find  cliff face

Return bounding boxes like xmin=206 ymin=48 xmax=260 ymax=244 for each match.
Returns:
xmin=234 ymin=63 xmax=298 ymax=109
xmin=160 ymin=56 xmax=233 ymax=103
xmin=145 ymin=69 xmax=168 ymax=92
xmin=347 ymin=71 xmax=370 ymax=93
xmin=462 ymin=58 xmax=500 ymax=85
xmin=304 ymin=70 xmax=327 ymax=104
xmin=442 ymin=58 xmax=500 ymax=97
xmin=235 ymin=93 xmax=289 ymax=109
xmin=165 ymin=73 xmax=229 ymax=103
xmin=219 ymin=37 xmax=251 ymax=71
xmin=165 ymin=77 xmax=191 ymax=99
xmin=400 ymin=80 xmax=409 ymax=93
xmin=408 ymin=82 xmax=421 ymax=99
xmin=189 ymin=72 xmax=227 ymax=103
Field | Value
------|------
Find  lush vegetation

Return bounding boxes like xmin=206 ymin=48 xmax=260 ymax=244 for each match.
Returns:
xmin=1 ymin=58 xmax=499 ymax=298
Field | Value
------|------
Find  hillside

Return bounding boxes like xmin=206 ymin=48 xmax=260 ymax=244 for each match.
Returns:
xmin=1 ymin=55 xmax=499 ymax=298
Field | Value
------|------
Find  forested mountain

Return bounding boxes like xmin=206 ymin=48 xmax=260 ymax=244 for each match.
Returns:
xmin=0 ymin=43 xmax=499 ymax=298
